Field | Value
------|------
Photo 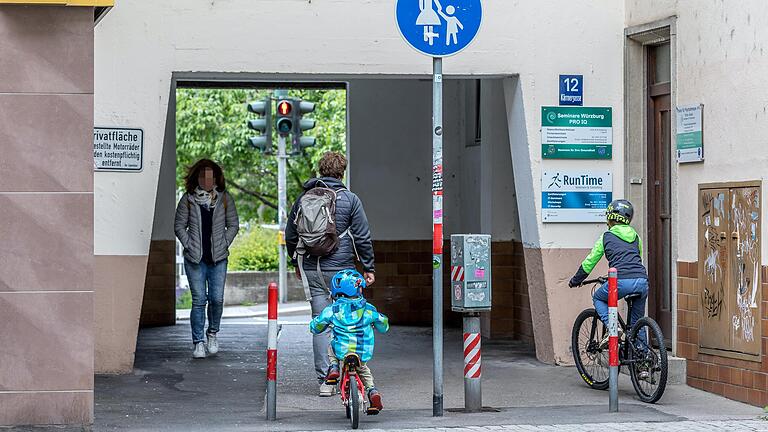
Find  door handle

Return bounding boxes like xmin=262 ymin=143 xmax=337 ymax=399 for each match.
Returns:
xmin=720 ymin=232 xmax=727 ymax=240
xmin=731 ymin=231 xmax=739 ymax=240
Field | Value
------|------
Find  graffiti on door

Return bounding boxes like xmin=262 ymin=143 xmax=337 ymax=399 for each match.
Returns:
xmin=701 ymin=190 xmax=726 ymax=319
xmin=698 ymin=183 xmax=762 ymax=357
xmin=730 ymin=187 xmax=760 ymax=343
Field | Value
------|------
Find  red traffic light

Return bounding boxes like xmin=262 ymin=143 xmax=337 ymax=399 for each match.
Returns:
xmin=277 ymin=100 xmax=293 ymax=116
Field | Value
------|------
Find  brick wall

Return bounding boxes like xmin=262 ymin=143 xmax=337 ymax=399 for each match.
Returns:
xmin=139 ymin=240 xmax=176 ymax=327
xmin=369 ymin=240 xmax=531 ymax=342
xmin=677 ymin=261 xmax=768 ymax=407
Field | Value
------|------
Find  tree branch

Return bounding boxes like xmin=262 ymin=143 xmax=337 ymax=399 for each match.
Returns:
xmin=229 ymin=180 xmax=278 ymax=210
xmin=285 ymin=158 xmax=307 ymax=190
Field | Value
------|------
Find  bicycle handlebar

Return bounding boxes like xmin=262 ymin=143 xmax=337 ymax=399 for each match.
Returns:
xmin=580 ymin=276 xmax=607 ymax=286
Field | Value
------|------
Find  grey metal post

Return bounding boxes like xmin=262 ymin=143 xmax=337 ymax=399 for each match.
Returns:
xmin=609 ymin=364 xmax=618 ymax=412
xmin=277 ymin=134 xmax=288 ymax=304
xmin=463 ymin=313 xmax=482 ymax=412
xmin=432 ymin=56 xmax=444 ymax=418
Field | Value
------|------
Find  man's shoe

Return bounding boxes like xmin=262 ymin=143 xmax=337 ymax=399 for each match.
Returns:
xmin=207 ymin=333 xmax=219 ymax=355
xmin=325 ymin=364 xmax=340 ymax=384
xmin=192 ymin=342 xmax=206 ymax=359
xmin=319 ymin=383 xmax=336 ymax=397
xmin=367 ymin=388 xmax=383 ymax=414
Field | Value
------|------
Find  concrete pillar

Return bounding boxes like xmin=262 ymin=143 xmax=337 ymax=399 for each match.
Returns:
xmin=0 ymin=5 xmax=95 ymax=425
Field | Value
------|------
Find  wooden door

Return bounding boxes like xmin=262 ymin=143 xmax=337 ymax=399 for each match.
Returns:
xmin=648 ymin=94 xmax=672 ymax=339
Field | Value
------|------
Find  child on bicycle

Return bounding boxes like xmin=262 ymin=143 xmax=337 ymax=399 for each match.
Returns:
xmin=309 ymin=269 xmax=390 ymax=413
xmin=568 ymin=200 xmax=649 ymax=351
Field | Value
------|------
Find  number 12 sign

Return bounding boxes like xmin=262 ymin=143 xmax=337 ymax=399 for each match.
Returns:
xmin=559 ymin=74 xmax=583 ymax=106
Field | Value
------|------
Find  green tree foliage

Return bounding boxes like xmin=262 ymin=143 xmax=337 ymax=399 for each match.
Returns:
xmin=176 ymin=88 xmax=347 ymax=223
xmin=227 ymin=226 xmax=280 ymax=272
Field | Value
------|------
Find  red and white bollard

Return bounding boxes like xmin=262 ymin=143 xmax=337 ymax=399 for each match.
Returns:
xmin=463 ymin=313 xmax=482 ymax=412
xmin=266 ymin=282 xmax=278 ymax=420
xmin=608 ymin=268 xmax=619 ymax=412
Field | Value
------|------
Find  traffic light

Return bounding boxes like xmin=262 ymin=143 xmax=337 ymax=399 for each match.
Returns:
xmin=275 ymin=99 xmax=294 ymax=136
xmin=247 ymin=98 xmax=272 ymax=154
xmin=290 ymin=99 xmax=317 ymax=155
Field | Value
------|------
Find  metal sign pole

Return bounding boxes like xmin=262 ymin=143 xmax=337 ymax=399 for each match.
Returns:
xmin=277 ymin=134 xmax=288 ymax=304
xmin=432 ymin=56 xmax=444 ymax=418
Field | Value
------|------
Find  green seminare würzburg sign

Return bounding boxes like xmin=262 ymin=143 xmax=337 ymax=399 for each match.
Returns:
xmin=541 ymin=106 xmax=612 ymax=159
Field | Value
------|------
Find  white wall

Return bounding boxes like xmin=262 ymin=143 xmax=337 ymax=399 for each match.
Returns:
xmin=349 ymin=78 xmax=519 ymax=241
xmin=94 ymin=0 xmax=626 ymax=256
xmin=626 ymin=0 xmax=768 ymax=264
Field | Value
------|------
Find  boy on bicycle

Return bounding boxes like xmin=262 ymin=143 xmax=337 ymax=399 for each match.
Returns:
xmin=568 ymin=200 xmax=649 ymax=351
xmin=309 ymin=269 xmax=390 ymax=413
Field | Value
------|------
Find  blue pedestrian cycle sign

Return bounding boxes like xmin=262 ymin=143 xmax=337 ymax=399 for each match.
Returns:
xmin=395 ymin=0 xmax=483 ymax=57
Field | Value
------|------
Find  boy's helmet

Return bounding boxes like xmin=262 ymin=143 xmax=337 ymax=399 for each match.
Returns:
xmin=331 ymin=269 xmax=366 ymax=298
xmin=606 ymin=199 xmax=634 ymax=225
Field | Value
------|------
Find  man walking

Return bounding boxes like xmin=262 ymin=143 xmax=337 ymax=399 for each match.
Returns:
xmin=285 ymin=151 xmax=376 ymax=397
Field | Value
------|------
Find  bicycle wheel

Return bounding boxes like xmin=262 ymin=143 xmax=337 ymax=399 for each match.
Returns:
xmin=349 ymin=378 xmax=360 ymax=429
xmin=572 ymin=308 xmax=610 ymax=390
xmin=629 ymin=317 xmax=668 ymax=403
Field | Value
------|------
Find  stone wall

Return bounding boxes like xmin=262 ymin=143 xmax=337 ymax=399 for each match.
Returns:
xmin=677 ymin=262 xmax=768 ymax=407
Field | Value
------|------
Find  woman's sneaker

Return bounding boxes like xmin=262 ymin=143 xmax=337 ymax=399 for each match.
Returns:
xmin=207 ymin=333 xmax=219 ymax=355
xmin=367 ymin=388 xmax=383 ymax=414
xmin=192 ymin=342 xmax=206 ymax=359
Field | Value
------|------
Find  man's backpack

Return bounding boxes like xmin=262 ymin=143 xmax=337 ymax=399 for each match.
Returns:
xmin=293 ymin=181 xmax=359 ymax=300
xmin=294 ymin=183 xmax=342 ymax=257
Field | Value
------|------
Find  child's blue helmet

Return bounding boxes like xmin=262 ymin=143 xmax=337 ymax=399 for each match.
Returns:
xmin=331 ymin=269 xmax=366 ymax=298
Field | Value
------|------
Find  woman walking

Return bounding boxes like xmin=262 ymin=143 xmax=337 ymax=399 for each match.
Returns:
xmin=175 ymin=159 xmax=239 ymax=359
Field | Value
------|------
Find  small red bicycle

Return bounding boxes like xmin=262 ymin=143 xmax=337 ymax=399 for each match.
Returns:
xmin=335 ymin=353 xmax=374 ymax=429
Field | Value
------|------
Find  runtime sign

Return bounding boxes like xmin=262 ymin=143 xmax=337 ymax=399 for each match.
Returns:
xmin=541 ymin=106 xmax=612 ymax=159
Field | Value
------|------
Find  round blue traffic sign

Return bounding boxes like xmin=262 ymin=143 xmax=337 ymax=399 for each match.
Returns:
xmin=395 ymin=0 xmax=482 ymax=57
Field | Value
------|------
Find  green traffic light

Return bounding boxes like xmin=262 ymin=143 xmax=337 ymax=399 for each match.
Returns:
xmin=277 ymin=118 xmax=293 ymax=135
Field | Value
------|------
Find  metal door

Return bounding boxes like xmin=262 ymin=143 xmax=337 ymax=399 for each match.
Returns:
xmin=698 ymin=184 xmax=762 ymax=358
xmin=698 ymin=189 xmax=729 ymax=350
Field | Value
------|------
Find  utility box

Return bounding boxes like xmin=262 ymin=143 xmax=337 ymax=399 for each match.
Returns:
xmin=450 ymin=234 xmax=492 ymax=312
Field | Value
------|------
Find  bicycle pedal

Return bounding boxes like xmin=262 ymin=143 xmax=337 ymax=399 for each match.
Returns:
xmin=325 ymin=379 xmax=338 ymax=385
xmin=366 ymin=408 xmax=381 ymax=416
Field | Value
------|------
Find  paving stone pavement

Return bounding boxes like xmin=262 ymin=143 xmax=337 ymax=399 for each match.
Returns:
xmin=301 ymin=419 xmax=768 ymax=432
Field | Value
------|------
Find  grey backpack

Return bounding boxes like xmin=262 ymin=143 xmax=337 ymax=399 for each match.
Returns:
xmin=293 ymin=181 xmax=359 ymax=300
xmin=294 ymin=184 xmax=341 ymax=257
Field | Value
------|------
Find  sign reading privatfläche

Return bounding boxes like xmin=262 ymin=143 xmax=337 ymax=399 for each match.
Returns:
xmin=541 ymin=106 xmax=612 ymax=159
xmin=541 ymin=170 xmax=612 ymax=223
xmin=676 ymin=104 xmax=703 ymax=163
xmin=93 ymin=127 xmax=143 ymax=171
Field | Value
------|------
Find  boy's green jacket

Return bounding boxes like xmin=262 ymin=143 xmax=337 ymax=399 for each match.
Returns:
xmin=570 ymin=224 xmax=648 ymax=286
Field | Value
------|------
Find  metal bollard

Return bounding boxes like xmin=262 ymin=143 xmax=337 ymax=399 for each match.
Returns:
xmin=266 ymin=282 xmax=278 ymax=421
xmin=608 ymin=268 xmax=619 ymax=412
xmin=463 ymin=313 xmax=482 ymax=412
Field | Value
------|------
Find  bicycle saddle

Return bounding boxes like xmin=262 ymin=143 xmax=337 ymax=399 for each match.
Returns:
xmin=624 ymin=293 xmax=641 ymax=301
xmin=343 ymin=353 xmax=361 ymax=367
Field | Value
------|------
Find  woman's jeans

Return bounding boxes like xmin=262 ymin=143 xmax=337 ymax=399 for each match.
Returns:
xmin=593 ymin=277 xmax=649 ymax=348
xmin=184 ymin=258 xmax=227 ymax=345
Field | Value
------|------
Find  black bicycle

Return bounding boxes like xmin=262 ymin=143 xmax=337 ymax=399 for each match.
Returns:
xmin=571 ymin=276 xmax=668 ymax=403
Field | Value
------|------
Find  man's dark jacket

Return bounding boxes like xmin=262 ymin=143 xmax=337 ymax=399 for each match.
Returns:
xmin=285 ymin=177 xmax=375 ymax=273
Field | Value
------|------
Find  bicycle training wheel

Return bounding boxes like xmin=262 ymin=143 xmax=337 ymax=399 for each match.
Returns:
xmin=629 ymin=316 xmax=668 ymax=403
xmin=349 ymin=380 xmax=360 ymax=429
xmin=572 ymin=308 xmax=610 ymax=390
